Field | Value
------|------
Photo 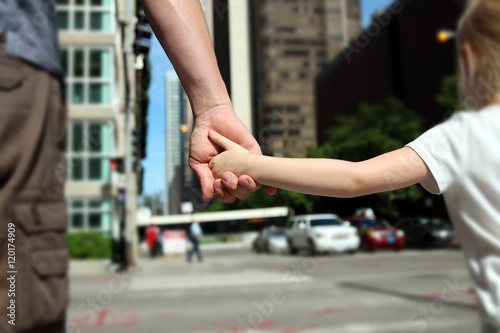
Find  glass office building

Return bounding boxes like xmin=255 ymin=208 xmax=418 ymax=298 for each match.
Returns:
xmin=57 ymin=0 xmax=138 ymax=234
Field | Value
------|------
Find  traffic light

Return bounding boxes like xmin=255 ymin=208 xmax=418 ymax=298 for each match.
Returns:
xmin=134 ymin=6 xmax=152 ymax=55
xmin=132 ymin=127 xmax=142 ymax=158
xmin=110 ymin=158 xmax=124 ymax=173
xmin=131 ymin=127 xmax=144 ymax=174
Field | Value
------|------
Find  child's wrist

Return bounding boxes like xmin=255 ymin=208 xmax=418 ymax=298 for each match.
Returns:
xmin=244 ymin=154 xmax=259 ymax=177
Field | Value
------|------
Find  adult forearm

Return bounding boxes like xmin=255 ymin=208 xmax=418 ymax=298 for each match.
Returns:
xmin=140 ymin=0 xmax=231 ymax=115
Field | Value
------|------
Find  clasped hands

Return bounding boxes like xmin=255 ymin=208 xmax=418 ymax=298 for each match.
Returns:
xmin=208 ymin=130 xmax=252 ymax=180
xmin=209 ymin=130 xmax=270 ymax=202
xmin=189 ymin=106 xmax=275 ymax=204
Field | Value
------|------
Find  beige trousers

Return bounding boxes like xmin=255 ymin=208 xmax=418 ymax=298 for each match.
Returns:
xmin=0 ymin=35 xmax=68 ymax=333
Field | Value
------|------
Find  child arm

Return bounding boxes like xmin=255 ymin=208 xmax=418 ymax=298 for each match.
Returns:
xmin=208 ymin=131 xmax=432 ymax=198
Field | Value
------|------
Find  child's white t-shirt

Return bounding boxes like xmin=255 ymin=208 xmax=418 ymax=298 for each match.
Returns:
xmin=407 ymin=105 xmax=500 ymax=331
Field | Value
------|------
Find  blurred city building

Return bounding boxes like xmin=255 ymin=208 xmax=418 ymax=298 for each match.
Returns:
xmin=57 ymin=0 xmax=149 ymax=264
xmin=315 ymin=0 xmax=467 ymax=145
xmin=250 ymin=0 xmax=361 ymax=157
xmin=163 ymin=1 xmax=213 ymax=215
xmin=211 ymin=0 xmax=254 ymax=134
xmin=212 ymin=0 xmax=355 ymax=157
xmin=165 ymin=71 xmax=192 ymax=215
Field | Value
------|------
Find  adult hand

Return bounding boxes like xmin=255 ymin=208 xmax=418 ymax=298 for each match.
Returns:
xmin=190 ymin=104 xmax=277 ymax=203
xmin=208 ymin=130 xmax=251 ymax=178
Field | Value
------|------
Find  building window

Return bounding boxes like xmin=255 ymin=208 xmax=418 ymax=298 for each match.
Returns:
xmin=284 ymin=49 xmax=309 ymax=57
xmin=61 ymin=47 xmax=113 ymax=105
xmin=64 ymin=121 xmax=114 ymax=181
xmin=57 ymin=0 xmax=113 ymax=32
xmin=67 ymin=199 xmax=113 ymax=232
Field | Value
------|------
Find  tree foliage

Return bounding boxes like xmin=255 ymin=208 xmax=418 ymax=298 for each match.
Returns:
xmin=436 ymin=75 xmax=471 ymax=123
xmin=139 ymin=55 xmax=151 ymax=160
xmin=142 ymin=191 xmax=164 ymax=216
xmin=136 ymin=55 xmax=151 ymax=195
xmin=436 ymin=75 xmax=459 ymax=113
xmin=308 ymin=96 xmax=425 ymax=218
xmin=68 ymin=232 xmax=112 ymax=259
xmin=310 ymin=97 xmax=422 ymax=161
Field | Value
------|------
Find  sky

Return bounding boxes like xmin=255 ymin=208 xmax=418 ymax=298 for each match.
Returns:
xmin=141 ymin=0 xmax=396 ymax=196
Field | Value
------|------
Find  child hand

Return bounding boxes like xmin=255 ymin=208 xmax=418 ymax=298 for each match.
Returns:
xmin=208 ymin=130 xmax=251 ymax=178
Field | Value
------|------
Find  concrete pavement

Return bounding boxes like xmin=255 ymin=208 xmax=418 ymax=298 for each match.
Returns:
xmin=68 ymin=249 xmax=480 ymax=333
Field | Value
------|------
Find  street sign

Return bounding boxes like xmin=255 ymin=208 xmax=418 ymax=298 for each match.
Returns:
xmin=180 ymin=202 xmax=194 ymax=214
xmin=162 ymin=230 xmax=187 ymax=255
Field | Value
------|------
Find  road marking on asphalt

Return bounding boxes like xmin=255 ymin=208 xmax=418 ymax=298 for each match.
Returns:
xmin=329 ymin=268 xmax=468 ymax=283
xmin=128 ymin=281 xmax=333 ymax=299
xmin=130 ymin=270 xmax=315 ymax=291
xmin=302 ymin=316 xmax=476 ymax=333
xmin=314 ymin=299 xmax=401 ymax=317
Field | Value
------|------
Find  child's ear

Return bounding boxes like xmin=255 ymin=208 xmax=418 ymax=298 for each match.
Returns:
xmin=461 ymin=43 xmax=479 ymax=79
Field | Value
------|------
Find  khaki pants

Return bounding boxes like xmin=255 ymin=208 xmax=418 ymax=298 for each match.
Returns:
xmin=0 ymin=36 xmax=68 ymax=332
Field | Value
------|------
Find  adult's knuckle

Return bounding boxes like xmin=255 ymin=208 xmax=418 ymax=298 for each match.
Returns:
xmin=222 ymin=196 xmax=236 ymax=204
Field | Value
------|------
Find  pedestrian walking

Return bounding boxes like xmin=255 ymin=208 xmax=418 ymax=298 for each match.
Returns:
xmin=145 ymin=223 xmax=160 ymax=258
xmin=187 ymin=220 xmax=203 ymax=263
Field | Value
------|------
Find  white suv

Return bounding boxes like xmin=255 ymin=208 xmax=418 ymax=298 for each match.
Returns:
xmin=285 ymin=214 xmax=360 ymax=255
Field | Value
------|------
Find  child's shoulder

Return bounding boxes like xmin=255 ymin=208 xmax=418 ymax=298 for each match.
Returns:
xmin=450 ymin=105 xmax=500 ymax=142
xmin=448 ymin=104 xmax=500 ymax=124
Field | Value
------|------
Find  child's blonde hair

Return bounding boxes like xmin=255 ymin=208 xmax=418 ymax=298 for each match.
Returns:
xmin=458 ymin=0 xmax=500 ymax=108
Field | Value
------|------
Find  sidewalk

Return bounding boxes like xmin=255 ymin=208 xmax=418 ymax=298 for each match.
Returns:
xmin=68 ymin=259 xmax=115 ymax=277
xmin=68 ymin=242 xmax=252 ymax=277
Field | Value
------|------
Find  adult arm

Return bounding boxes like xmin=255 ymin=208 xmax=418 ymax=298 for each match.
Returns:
xmin=139 ymin=0 xmax=276 ymax=202
xmin=209 ymin=131 xmax=432 ymax=198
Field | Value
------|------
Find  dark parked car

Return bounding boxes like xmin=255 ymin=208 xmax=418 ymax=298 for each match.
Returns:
xmin=252 ymin=227 xmax=288 ymax=253
xmin=394 ymin=216 xmax=458 ymax=248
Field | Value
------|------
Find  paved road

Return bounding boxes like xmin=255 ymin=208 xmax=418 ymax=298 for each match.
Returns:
xmin=68 ymin=248 xmax=479 ymax=333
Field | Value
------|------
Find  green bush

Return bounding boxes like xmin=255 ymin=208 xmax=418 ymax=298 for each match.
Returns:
xmin=67 ymin=231 xmax=112 ymax=259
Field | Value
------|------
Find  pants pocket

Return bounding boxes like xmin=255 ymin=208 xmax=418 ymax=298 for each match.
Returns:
xmin=31 ymin=248 xmax=69 ymax=325
xmin=12 ymin=201 xmax=69 ymax=331
xmin=0 ymin=44 xmax=27 ymax=91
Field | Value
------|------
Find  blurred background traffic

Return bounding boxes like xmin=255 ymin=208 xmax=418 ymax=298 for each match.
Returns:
xmin=59 ymin=0 xmax=475 ymax=332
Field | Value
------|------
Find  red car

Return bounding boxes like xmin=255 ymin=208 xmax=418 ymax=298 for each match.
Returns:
xmin=345 ymin=215 xmax=405 ymax=252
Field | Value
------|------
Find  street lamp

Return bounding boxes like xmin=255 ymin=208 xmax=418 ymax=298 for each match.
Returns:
xmin=437 ymin=29 xmax=456 ymax=43
xmin=179 ymin=124 xmax=190 ymax=204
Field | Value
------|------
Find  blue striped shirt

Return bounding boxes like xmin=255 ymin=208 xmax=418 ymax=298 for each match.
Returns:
xmin=0 ymin=0 xmax=63 ymax=80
